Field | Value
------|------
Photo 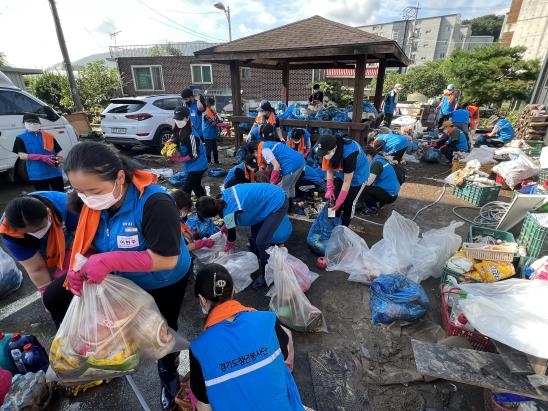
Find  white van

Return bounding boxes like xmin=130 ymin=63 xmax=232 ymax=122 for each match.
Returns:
xmin=0 ymin=71 xmax=78 ymax=181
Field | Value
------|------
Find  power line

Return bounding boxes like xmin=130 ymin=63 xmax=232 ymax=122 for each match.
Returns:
xmin=147 ymin=16 xmax=222 ymax=43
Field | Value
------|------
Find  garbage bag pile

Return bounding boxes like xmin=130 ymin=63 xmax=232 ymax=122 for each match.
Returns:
xmin=325 ymin=212 xmax=463 ymax=284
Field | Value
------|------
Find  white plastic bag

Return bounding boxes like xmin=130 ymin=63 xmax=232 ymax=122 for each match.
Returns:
xmin=459 ymin=279 xmax=548 ymax=358
xmin=460 ymin=147 xmax=496 ymax=165
xmin=266 ymin=249 xmax=319 ymax=295
xmin=0 ymin=247 xmax=23 ymax=298
xmin=213 ymin=252 xmax=258 ymax=293
xmin=48 ymin=275 xmax=187 ymax=383
xmin=192 ymin=231 xmax=226 ymax=264
xmin=492 ymin=155 xmax=538 ymax=189
xmin=266 ymin=247 xmax=326 ymax=332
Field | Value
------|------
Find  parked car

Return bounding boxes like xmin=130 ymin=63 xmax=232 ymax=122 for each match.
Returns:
xmin=0 ymin=71 xmax=79 ymax=182
xmin=100 ymin=95 xmax=182 ymax=151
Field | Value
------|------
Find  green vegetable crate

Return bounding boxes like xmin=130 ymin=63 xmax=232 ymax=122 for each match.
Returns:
xmin=453 ymin=181 xmax=501 ymax=207
xmin=517 ymin=212 xmax=548 ymax=259
xmin=522 ymin=140 xmax=545 ymax=157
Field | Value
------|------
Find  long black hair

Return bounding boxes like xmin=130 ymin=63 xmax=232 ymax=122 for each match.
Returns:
xmin=4 ymin=196 xmax=48 ymax=230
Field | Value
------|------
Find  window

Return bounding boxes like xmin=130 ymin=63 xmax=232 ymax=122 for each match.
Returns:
xmin=153 ymin=98 xmax=182 ymax=111
xmin=0 ymin=90 xmax=52 ymax=118
xmin=132 ymin=66 xmax=164 ymax=91
xmin=240 ymin=67 xmax=251 ymax=80
xmin=191 ymin=64 xmax=213 ymax=84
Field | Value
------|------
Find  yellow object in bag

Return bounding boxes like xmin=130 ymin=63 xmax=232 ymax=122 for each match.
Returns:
xmin=473 ymin=261 xmax=515 ymax=282
xmin=161 ymin=142 xmax=178 ymax=159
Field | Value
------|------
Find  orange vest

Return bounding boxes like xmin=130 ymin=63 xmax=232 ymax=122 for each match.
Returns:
xmin=255 ymin=111 xmax=276 ymax=126
xmin=288 ymin=138 xmax=305 ymax=155
xmin=257 ymin=141 xmax=268 ymax=169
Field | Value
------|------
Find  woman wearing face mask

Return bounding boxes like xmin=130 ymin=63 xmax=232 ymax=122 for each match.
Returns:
xmin=172 ymin=106 xmax=208 ymax=198
xmin=41 ymin=142 xmax=192 ymax=410
xmin=12 ymin=113 xmax=64 ymax=192
xmin=189 ymin=263 xmax=302 ymax=411
xmin=0 ymin=191 xmax=78 ymax=295
xmin=315 ymin=134 xmax=370 ymax=227
xmin=223 ymin=154 xmax=259 ymax=189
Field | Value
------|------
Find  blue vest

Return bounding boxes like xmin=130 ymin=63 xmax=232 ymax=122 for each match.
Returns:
xmin=190 ymin=311 xmax=304 ymax=411
xmin=18 ymin=131 xmax=62 ymax=181
xmin=188 ymin=99 xmax=204 ymax=137
xmin=301 ymin=165 xmax=326 ymax=190
xmin=224 ymin=163 xmax=245 ymax=187
xmin=451 ymin=109 xmax=470 ymax=125
xmin=496 ymin=118 xmax=515 ymax=143
xmin=262 ymin=141 xmax=305 ymax=176
xmin=334 ymin=140 xmax=370 ymax=186
xmin=178 ymin=136 xmax=208 ymax=172
xmin=222 ymin=183 xmax=286 ymax=228
xmin=372 ymin=155 xmax=400 ymax=196
xmin=449 ymin=129 xmax=469 ymax=152
xmin=440 ymin=92 xmax=458 ymax=115
xmin=383 ymin=91 xmax=397 ymax=114
xmin=249 ymin=127 xmax=262 ymax=142
xmin=202 ymin=114 xmax=219 ymax=140
xmin=376 ymin=134 xmax=409 ymax=154
xmin=92 ymin=184 xmax=190 ymax=290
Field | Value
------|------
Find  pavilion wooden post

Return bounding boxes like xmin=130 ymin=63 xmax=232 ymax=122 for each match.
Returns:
xmin=281 ymin=63 xmax=289 ymax=105
xmin=374 ymin=58 xmax=387 ymax=111
xmin=351 ymin=54 xmax=366 ymax=144
xmin=230 ymin=60 xmax=243 ymax=150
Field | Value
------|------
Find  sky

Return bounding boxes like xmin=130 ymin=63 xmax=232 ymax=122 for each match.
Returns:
xmin=0 ymin=0 xmax=510 ymax=69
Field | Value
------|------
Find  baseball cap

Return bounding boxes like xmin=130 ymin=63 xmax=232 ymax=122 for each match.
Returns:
xmin=447 ymin=84 xmax=455 ymax=90
xmin=181 ymin=88 xmax=193 ymax=99
xmin=173 ymin=106 xmax=190 ymax=120
xmin=22 ymin=113 xmax=40 ymax=123
xmin=258 ymin=100 xmax=272 ymax=111
xmin=315 ymin=134 xmax=337 ymax=158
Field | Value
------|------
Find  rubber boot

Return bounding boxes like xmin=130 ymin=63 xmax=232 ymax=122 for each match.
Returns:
xmin=252 ymin=261 xmax=267 ymax=289
xmin=158 ymin=352 xmax=180 ymax=410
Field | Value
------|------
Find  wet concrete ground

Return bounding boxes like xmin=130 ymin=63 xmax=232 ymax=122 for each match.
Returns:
xmin=0 ymin=140 xmax=509 ymax=410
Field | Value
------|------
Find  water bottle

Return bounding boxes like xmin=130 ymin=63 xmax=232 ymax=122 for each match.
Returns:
xmin=22 ymin=343 xmax=49 ymax=373
xmin=10 ymin=349 xmax=26 ymax=374
xmin=8 ymin=333 xmax=47 ymax=359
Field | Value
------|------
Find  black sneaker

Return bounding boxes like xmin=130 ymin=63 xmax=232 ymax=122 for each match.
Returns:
xmin=362 ymin=206 xmax=378 ymax=216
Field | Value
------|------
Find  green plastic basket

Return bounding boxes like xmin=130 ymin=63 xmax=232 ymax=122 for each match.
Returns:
xmin=453 ymin=182 xmax=501 ymax=207
xmin=467 ymin=226 xmax=515 ymax=243
xmin=539 ymin=168 xmax=548 ymax=183
xmin=517 ymin=212 xmax=548 ymax=259
xmin=523 ymin=140 xmax=545 ymax=157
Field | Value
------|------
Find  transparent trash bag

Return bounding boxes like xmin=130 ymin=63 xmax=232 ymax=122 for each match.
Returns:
xmin=47 ymin=275 xmax=187 ymax=383
xmin=0 ymin=247 xmax=23 ymax=299
xmin=193 ymin=231 xmax=226 ymax=265
xmin=266 ymin=247 xmax=326 ymax=333
xmin=266 ymin=250 xmax=319 ymax=296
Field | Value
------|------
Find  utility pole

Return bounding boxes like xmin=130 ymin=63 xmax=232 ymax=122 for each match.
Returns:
xmin=48 ymin=0 xmax=83 ymax=112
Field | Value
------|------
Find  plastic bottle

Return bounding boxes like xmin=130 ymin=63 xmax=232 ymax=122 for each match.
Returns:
xmin=22 ymin=343 xmax=49 ymax=373
xmin=450 ymin=306 xmax=474 ymax=331
xmin=8 ymin=333 xmax=48 ymax=359
xmin=10 ymin=349 xmax=26 ymax=374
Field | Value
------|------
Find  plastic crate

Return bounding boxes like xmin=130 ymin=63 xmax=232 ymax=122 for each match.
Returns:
xmin=462 ymin=243 xmax=517 ymax=262
xmin=452 ymin=159 xmax=496 ymax=175
xmin=517 ymin=212 xmax=548 ymax=259
xmin=452 ymin=181 xmax=501 ymax=206
xmin=539 ymin=168 xmax=548 ymax=183
xmin=522 ymin=140 xmax=545 ymax=157
xmin=440 ymin=285 xmax=494 ymax=351
xmin=467 ymin=226 xmax=515 ymax=243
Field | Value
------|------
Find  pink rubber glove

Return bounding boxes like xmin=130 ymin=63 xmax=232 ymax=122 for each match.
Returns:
xmin=172 ymin=155 xmax=192 ymax=163
xmin=194 ymin=238 xmax=215 ymax=250
xmin=220 ymin=225 xmax=228 ymax=236
xmin=270 ymin=169 xmax=281 ymax=184
xmin=66 ymin=270 xmax=84 ymax=296
xmin=224 ymin=240 xmax=235 ymax=253
xmin=27 ymin=154 xmax=56 ymax=167
xmin=81 ymin=251 xmax=153 ymax=284
xmin=325 ymin=179 xmax=335 ymax=200
xmin=332 ymin=189 xmax=348 ymax=211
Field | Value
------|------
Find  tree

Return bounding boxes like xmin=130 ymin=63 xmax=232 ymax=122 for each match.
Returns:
xmin=443 ymin=44 xmax=540 ymax=106
xmin=149 ymin=43 xmax=182 ymax=57
xmin=462 ymin=14 xmax=505 ymax=41
xmin=369 ymin=71 xmax=406 ymax=100
xmin=76 ymin=61 xmax=123 ymax=110
xmin=402 ymin=61 xmax=448 ymax=99
xmin=27 ymin=72 xmax=72 ymax=113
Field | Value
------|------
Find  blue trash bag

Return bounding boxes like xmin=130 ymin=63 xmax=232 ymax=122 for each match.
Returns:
xmin=307 ymin=206 xmax=342 ymax=256
xmin=0 ymin=248 xmax=23 ymax=299
xmin=271 ymin=215 xmax=292 ymax=245
xmin=168 ymin=171 xmax=188 ymax=187
xmin=208 ymin=167 xmax=228 ymax=178
xmin=370 ymin=274 xmax=429 ymax=324
xmin=406 ymin=140 xmax=419 ymax=154
xmin=420 ymin=147 xmax=441 ymax=163
xmin=363 ymin=102 xmax=379 ymax=117
xmin=332 ymin=110 xmax=351 ymax=123
xmin=185 ymin=215 xmax=220 ymax=239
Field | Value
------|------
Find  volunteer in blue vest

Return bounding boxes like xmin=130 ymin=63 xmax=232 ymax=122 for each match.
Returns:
xmin=0 ymin=191 xmax=78 ymax=295
xmin=316 ymin=134 xmax=370 ymax=227
xmin=190 ymin=263 xmax=303 ymax=411
xmin=202 ymin=97 xmax=222 ymax=165
xmin=195 ymin=182 xmax=288 ymax=288
xmin=451 ymin=103 xmax=471 ymax=136
xmin=172 ymin=106 xmax=208 ymax=198
xmin=287 ymin=128 xmax=312 ymax=157
xmin=224 ymin=155 xmax=259 ymax=189
xmin=12 ymin=113 xmax=64 ymax=192
xmin=181 ymin=87 xmax=206 ymax=141
xmin=381 ymin=83 xmax=402 ymax=127
xmin=474 ymin=113 xmax=515 ymax=148
xmin=250 ymin=100 xmax=284 ymax=141
xmin=258 ymin=125 xmax=305 ymax=210
xmin=371 ymin=128 xmax=410 ymax=163
xmin=436 ymin=84 xmax=460 ymax=128
xmin=41 ymin=142 xmax=192 ymax=410
xmin=359 ymin=146 xmax=401 ymax=215
xmin=435 ymin=120 xmax=470 ymax=164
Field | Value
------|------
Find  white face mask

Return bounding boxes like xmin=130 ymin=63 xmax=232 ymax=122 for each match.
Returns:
xmin=78 ymin=180 xmax=124 ymax=210
xmin=28 ymin=216 xmax=52 ymax=239
xmin=175 ymin=119 xmax=188 ymax=129
xmin=323 ymin=148 xmax=336 ymax=160
xmin=24 ymin=122 xmax=41 ymax=133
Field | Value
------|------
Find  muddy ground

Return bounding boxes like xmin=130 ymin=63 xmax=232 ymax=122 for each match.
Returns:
xmin=0 ymin=139 xmax=510 ymax=410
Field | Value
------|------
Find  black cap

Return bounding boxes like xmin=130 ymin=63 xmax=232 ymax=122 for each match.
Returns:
xmin=261 ymin=124 xmax=276 ymax=141
xmin=258 ymin=100 xmax=272 ymax=111
xmin=194 ymin=263 xmax=234 ymax=301
xmin=174 ymin=106 xmax=190 ymax=120
xmin=22 ymin=113 xmax=40 ymax=123
xmin=315 ymin=134 xmax=337 ymax=157
xmin=181 ymin=88 xmax=193 ymax=99
xmin=206 ymin=96 xmax=215 ymax=106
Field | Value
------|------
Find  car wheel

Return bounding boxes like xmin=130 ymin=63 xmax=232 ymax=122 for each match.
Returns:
xmin=154 ymin=127 xmax=173 ymax=152
xmin=113 ymin=144 xmax=133 ymax=151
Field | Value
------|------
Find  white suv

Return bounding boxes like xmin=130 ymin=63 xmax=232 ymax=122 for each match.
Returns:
xmin=101 ymin=95 xmax=182 ymax=151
